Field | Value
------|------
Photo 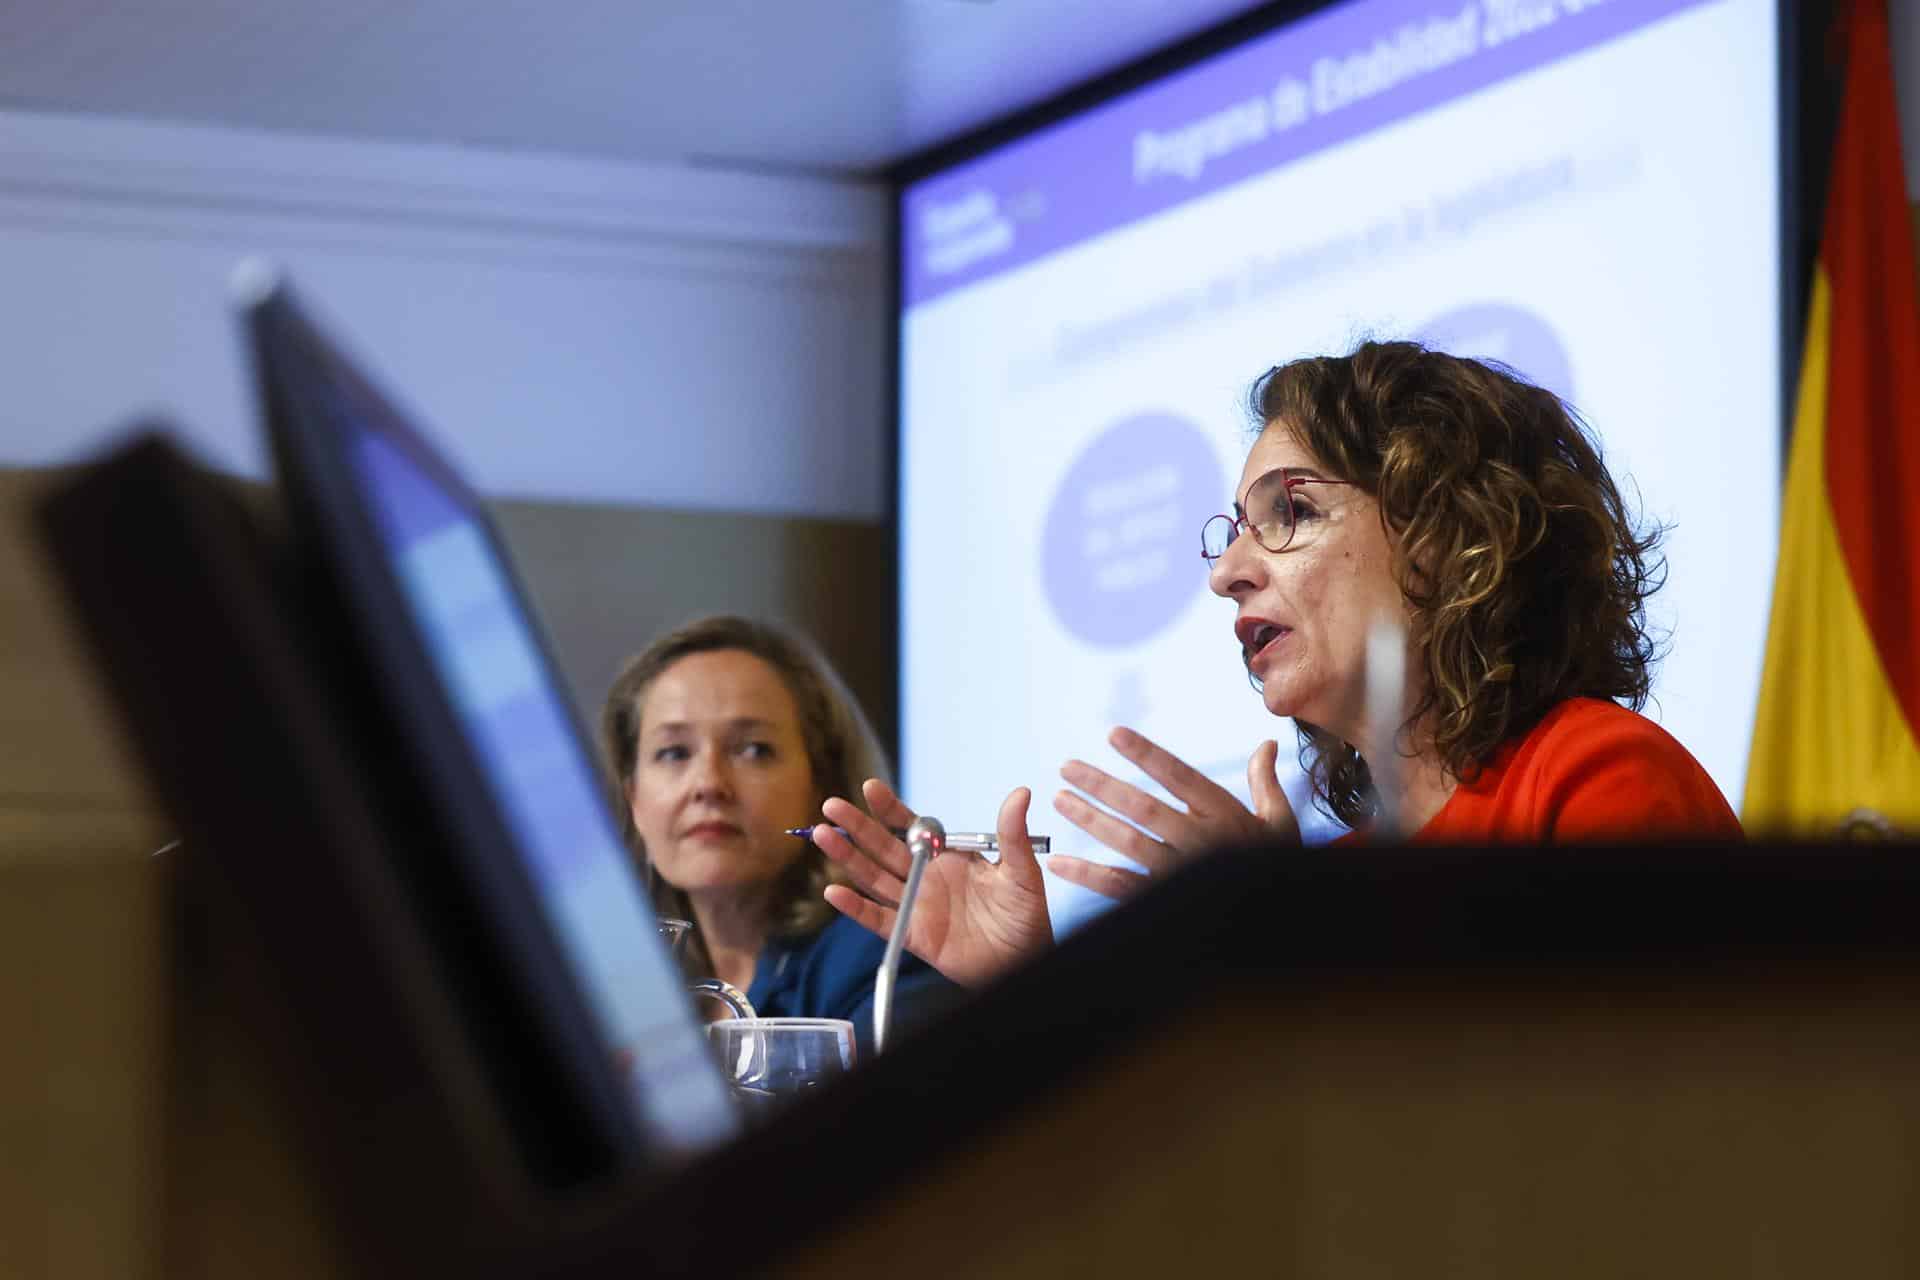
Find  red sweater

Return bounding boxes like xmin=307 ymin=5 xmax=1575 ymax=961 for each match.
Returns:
xmin=1351 ymin=698 xmax=1743 ymax=845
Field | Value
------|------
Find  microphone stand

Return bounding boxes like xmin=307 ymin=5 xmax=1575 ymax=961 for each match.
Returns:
xmin=873 ymin=816 xmax=944 ymax=1054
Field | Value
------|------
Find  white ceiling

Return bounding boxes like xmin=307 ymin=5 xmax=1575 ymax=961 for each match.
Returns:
xmin=0 ymin=0 xmax=1275 ymax=176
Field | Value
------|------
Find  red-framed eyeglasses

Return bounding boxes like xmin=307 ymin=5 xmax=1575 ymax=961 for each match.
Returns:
xmin=1200 ymin=468 xmax=1357 ymax=564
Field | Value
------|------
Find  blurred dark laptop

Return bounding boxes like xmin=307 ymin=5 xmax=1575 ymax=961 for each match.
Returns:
xmin=35 ymin=267 xmax=743 ymax=1268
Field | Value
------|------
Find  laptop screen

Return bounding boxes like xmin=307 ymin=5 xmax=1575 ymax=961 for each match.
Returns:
xmin=245 ymin=273 xmax=738 ymax=1167
xmin=352 ymin=429 xmax=736 ymax=1153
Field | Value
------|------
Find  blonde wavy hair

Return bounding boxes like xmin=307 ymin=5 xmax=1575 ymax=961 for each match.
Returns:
xmin=599 ymin=615 xmax=891 ymax=980
xmin=1250 ymin=341 xmax=1665 ymax=827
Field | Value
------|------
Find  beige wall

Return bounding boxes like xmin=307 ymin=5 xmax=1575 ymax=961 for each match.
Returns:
xmin=0 ymin=466 xmax=890 ymax=860
xmin=491 ymin=496 xmax=896 ymax=755
xmin=0 ymin=469 xmax=165 ymax=860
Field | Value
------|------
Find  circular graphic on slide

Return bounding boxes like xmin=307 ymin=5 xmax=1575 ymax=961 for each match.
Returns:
xmin=1040 ymin=412 xmax=1224 ymax=649
xmin=1417 ymin=303 xmax=1575 ymax=404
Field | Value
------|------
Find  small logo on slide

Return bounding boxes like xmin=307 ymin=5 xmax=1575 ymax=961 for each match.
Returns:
xmin=919 ymin=188 xmax=1016 ymax=277
xmin=1041 ymin=413 xmax=1224 ymax=648
xmin=1416 ymin=303 xmax=1575 ymax=405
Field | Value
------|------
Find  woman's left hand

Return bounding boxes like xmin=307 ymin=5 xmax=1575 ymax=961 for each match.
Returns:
xmin=1049 ymin=727 xmax=1300 ymax=900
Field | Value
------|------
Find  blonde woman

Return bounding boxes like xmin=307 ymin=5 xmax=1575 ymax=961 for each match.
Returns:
xmin=602 ymin=616 xmax=953 ymax=1054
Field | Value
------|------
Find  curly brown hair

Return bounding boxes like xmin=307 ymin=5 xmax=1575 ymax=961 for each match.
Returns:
xmin=599 ymin=615 xmax=891 ymax=980
xmin=1249 ymin=340 xmax=1665 ymax=827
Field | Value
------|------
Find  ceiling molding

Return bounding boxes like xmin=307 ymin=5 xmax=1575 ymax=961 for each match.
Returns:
xmin=0 ymin=109 xmax=891 ymax=259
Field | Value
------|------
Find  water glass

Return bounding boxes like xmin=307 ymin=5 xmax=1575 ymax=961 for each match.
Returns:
xmin=707 ymin=1017 xmax=855 ymax=1113
xmin=658 ymin=916 xmax=757 ymax=1018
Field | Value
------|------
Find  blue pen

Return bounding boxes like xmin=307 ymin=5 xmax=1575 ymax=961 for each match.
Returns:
xmin=786 ymin=826 xmax=1051 ymax=855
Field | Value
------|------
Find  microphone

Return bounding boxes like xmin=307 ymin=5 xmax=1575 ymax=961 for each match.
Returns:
xmin=1364 ymin=618 xmax=1408 ymax=841
xmin=873 ymin=816 xmax=945 ymax=1054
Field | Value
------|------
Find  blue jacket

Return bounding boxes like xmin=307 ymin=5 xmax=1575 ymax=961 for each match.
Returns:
xmin=745 ymin=915 xmax=958 ymax=1061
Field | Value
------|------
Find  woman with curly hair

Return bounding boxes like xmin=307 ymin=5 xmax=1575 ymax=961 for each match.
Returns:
xmin=602 ymin=615 xmax=953 ymax=1050
xmin=812 ymin=341 xmax=1741 ymax=987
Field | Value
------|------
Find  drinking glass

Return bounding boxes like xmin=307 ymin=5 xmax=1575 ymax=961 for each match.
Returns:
xmin=707 ymin=1017 xmax=856 ymax=1114
xmin=657 ymin=916 xmax=756 ymax=1018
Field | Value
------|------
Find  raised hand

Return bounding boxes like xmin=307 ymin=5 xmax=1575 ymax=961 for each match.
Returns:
xmin=816 ymin=780 xmax=1054 ymax=989
xmin=1048 ymin=728 xmax=1299 ymax=900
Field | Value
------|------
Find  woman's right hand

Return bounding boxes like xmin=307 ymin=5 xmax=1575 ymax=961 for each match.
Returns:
xmin=1049 ymin=732 xmax=1300 ymax=900
xmin=816 ymin=780 xmax=1053 ymax=989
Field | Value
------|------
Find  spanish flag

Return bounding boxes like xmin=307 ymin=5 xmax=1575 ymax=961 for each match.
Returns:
xmin=1744 ymin=0 xmax=1920 ymax=835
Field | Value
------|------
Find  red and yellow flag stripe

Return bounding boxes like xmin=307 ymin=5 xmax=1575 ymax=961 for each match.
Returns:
xmin=1744 ymin=0 xmax=1920 ymax=834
